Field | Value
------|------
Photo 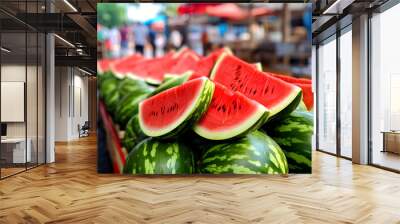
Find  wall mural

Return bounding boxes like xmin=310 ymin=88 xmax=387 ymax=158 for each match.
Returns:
xmin=97 ymin=3 xmax=313 ymax=175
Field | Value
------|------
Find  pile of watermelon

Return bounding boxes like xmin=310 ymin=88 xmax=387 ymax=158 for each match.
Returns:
xmin=98 ymin=47 xmax=313 ymax=175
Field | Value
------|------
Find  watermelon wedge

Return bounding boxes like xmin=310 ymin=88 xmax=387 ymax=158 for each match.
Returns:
xmin=166 ymin=52 xmax=200 ymax=75
xmin=193 ymin=47 xmax=232 ymax=77
xmin=97 ymin=58 xmax=117 ymax=74
xmin=293 ymin=83 xmax=313 ymax=111
xmin=272 ymin=73 xmax=311 ymax=84
xmin=210 ymin=53 xmax=302 ymax=120
xmin=271 ymin=74 xmax=313 ymax=111
xmin=139 ymin=77 xmax=214 ymax=138
xmin=150 ymin=71 xmax=192 ymax=96
xmin=194 ymin=83 xmax=269 ymax=140
xmin=128 ymin=55 xmax=176 ymax=85
xmin=111 ymin=54 xmax=145 ymax=79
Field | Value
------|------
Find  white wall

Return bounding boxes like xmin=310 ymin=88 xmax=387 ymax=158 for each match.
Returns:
xmin=54 ymin=67 xmax=89 ymax=141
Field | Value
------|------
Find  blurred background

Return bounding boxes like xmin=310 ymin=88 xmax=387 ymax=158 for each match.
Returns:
xmin=97 ymin=3 xmax=312 ymax=78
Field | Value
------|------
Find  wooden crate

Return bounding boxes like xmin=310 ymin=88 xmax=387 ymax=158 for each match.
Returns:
xmin=99 ymin=101 xmax=128 ymax=173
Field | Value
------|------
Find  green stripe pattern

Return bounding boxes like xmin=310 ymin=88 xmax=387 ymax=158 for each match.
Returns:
xmin=118 ymin=77 xmax=154 ymax=100
xmin=150 ymin=72 xmax=191 ymax=97
xmin=142 ymin=78 xmax=215 ymax=139
xmin=122 ymin=115 xmax=146 ymax=153
xmin=115 ymin=93 xmax=149 ymax=128
xmin=123 ymin=138 xmax=195 ymax=174
xmin=266 ymin=111 xmax=313 ymax=173
xmin=200 ymin=131 xmax=288 ymax=174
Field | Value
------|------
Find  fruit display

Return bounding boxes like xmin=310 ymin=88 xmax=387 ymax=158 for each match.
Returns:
xmin=98 ymin=47 xmax=313 ymax=174
xmin=200 ymin=131 xmax=288 ymax=174
xmin=194 ymin=83 xmax=268 ymax=140
xmin=210 ymin=53 xmax=302 ymax=121
xmin=266 ymin=111 xmax=313 ymax=173
xmin=123 ymin=138 xmax=195 ymax=174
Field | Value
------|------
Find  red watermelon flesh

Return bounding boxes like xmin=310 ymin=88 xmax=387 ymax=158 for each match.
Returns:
xmin=210 ymin=53 xmax=302 ymax=119
xmin=194 ymin=83 xmax=268 ymax=140
xmin=271 ymin=73 xmax=313 ymax=111
xmin=97 ymin=58 xmax=118 ymax=73
xmin=193 ymin=48 xmax=232 ymax=77
xmin=272 ymin=73 xmax=311 ymax=84
xmin=139 ymin=77 xmax=214 ymax=137
xmin=167 ymin=51 xmax=200 ymax=75
xmin=294 ymin=83 xmax=313 ymax=111
xmin=111 ymin=54 xmax=145 ymax=78
xmin=129 ymin=55 xmax=177 ymax=84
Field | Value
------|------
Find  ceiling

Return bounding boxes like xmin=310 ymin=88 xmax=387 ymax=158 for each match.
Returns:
xmin=0 ymin=0 xmax=97 ymax=72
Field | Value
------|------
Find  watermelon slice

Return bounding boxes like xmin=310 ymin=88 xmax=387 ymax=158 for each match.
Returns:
xmin=166 ymin=52 xmax=200 ymax=75
xmin=293 ymin=83 xmax=313 ymax=111
xmin=128 ymin=55 xmax=176 ymax=85
xmin=210 ymin=53 xmax=302 ymax=120
xmin=97 ymin=58 xmax=117 ymax=74
xmin=271 ymin=74 xmax=313 ymax=111
xmin=194 ymin=83 xmax=269 ymax=140
xmin=111 ymin=54 xmax=145 ymax=79
xmin=150 ymin=71 xmax=192 ymax=96
xmin=192 ymin=47 xmax=232 ymax=78
xmin=139 ymin=77 xmax=214 ymax=138
xmin=272 ymin=73 xmax=311 ymax=84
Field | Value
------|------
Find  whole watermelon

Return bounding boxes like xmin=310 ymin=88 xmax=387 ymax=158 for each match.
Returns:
xmin=266 ymin=111 xmax=313 ymax=173
xmin=115 ymin=93 xmax=148 ymax=127
xmin=100 ymin=74 xmax=118 ymax=98
xmin=104 ymin=89 xmax=120 ymax=115
xmin=123 ymin=138 xmax=195 ymax=174
xmin=118 ymin=77 xmax=154 ymax=99
xmin=200 ymin=131 xmax=288 ymax=174
xmin=122 ymin=115 xmax=146 ymax=152
xmin=98 ymin=71 xmax=114 ymax=89
xmin=101 ymin=77 xmax=120 ymax=114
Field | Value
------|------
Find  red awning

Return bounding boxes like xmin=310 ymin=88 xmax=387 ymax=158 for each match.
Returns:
xmin=177 ymin=3 xmax=220 ymax=15
xmin=206 ymin=4 xmax=273 ymax=21
xmin=206 ymin=3 xmax=247 ymax=21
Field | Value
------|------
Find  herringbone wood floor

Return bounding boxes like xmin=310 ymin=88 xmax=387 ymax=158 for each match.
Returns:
xmin=1 ymin=135 xmax=400 ymax=224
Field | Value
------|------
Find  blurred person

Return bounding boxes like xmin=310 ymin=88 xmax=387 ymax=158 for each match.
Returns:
xmin=109 ymin=26 xmax=121 ymax=58
xmin=155 ymin=31 xmax=166 ymax=57
xmin=250 ymin=22 xmax=265 ymax=43
xmin=148 ymin=28 xmax=157 ymax=57
xmin=188 ymin=24 xmax=203 ymax=55
xmin=224 ymin=26 xmax=236 ymax=43
xmin=201 ymin=30 xmax=211 ymax=55
xmin=170 ymin=29 xmax=183 ymax=50
xmin=119 ymin=22 xmax=132 ymax=56
xmin=207 ymin=26 xmax=221 ymax=46
xmin=134 ymin=22 xmax=149 ymax=54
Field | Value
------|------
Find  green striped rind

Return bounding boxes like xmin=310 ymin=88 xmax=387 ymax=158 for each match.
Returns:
xmin=118 ymin=77 xmax=154 ymax=99
xmin=267 ymin=87 xmax=302 ymax=122
xmin=158 ymin=79 xmax=215 ymax=139
xmin=99 ymin=73 xmax=118 ymax=99
xmin=150 ymin=71 xmax=192 ymax=97
xmin=115 ymin=93 xmax=149 ymax=128
xmin=139 ymin=78 xmax=215 ymax=139
xmin=123 ymin=138 xmax=195 ymax=174
xmin=209 ymin=52 xmax=228 ymax=80
xmin=101 ymin=77 xmax=120 ymax=115
xmin=200 ymin=131 xmax=288 ymax=174
xmin=193 ymin=101 xmax=269 ymax=141
xmin=98 ymin=71 xmax=115 ymax=91
xmin=162 ymin=74 xmax=180 ymax=83
xmin=296 ymin=100 xmax=308 ymax=112
xmin=122 ymin=115 xmax=146 ymax=153
xmin=266 ymin=111 xmax=313 ymax=173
